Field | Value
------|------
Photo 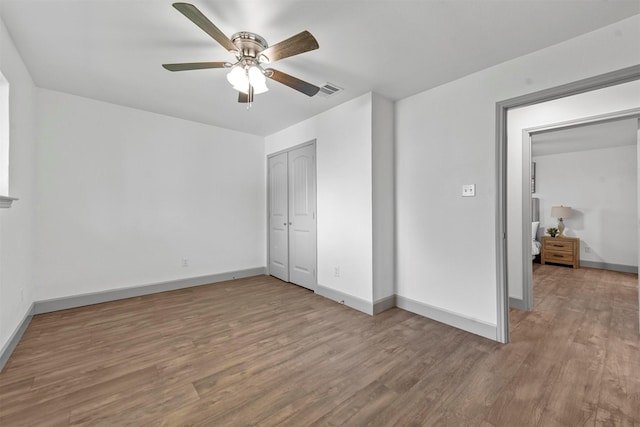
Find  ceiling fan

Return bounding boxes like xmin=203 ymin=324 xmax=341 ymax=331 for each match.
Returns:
xmin=162 ymin=2 xmax=321 ymax=104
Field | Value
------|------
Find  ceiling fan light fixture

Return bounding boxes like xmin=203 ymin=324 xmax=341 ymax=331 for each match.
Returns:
xmin=233 ymin=83 xmax=250 ymax=94
xmin=163 ymin=3 xmax=321 ymax=103
xmin=226 ymin=65 xmax=269 ymax=95
xmin=248 ymin=66 xmax=268 ymax=94
xmin=227 ymin=66 xmax=249 ymax=93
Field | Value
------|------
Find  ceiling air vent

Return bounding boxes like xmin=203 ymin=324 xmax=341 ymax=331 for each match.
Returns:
xmin=318 ymin=83 xmax=343 ymax=97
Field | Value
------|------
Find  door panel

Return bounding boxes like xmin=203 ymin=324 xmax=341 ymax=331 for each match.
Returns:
xmin=288 ymin=144 xmax=316 ymax=290
xmin=268 ymin=153 xmax=288 ymax=282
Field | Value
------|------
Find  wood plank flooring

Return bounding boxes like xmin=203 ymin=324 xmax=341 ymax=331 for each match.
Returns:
xmin=0 ymin=267 xmax=638 ymax=426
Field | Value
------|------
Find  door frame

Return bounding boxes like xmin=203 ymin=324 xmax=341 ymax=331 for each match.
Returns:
xmin=266 ymin=139 xmax=317 ymax=288
xmin=495 ymin=65 xmax=640 ymax=343
xmin=520 ymin=109 xmax=640 ymax=311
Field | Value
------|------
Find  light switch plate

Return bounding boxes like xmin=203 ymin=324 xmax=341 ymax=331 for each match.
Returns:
xmin=462 ymin=184 xmax=475 ymax=197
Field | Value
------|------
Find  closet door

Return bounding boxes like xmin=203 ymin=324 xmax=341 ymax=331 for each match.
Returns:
xmin=268 ymin=152 xmax=289 ymax=282
xmin=288 ymin=144 xmax=316 ymax=290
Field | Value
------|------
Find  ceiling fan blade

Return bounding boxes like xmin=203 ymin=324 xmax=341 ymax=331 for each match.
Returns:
xmin=162 ymin=62 xmax=227 ymax=72
xmin=266 ymin=69 xmax=320 ymax=97
xmin=260 ymin=31 xmax=318 ymax=63
xmin=172 ymin=3 xmax=237 ymax=52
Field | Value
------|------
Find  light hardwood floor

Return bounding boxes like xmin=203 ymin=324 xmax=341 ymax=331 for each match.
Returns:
xmin=0 ymin=267 xmax=638 ymax=426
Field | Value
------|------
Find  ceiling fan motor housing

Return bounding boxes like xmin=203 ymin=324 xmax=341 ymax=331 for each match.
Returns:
xmin=231 ymin=32 xmax=268 ymax=60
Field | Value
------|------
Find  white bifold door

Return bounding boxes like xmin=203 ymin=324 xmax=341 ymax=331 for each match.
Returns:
xmin=268 ymin=143 xmax=317 ymax=290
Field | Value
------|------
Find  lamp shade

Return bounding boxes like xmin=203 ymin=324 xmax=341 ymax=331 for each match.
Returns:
xmin=551 ymin=206 xmax=572 ymax=219
xmin=248 ymin=66 xmax=268 ymax=94
xmin=226 ymin=66 xmax=246 ymax=87
xmin=227 ymin=66 xmax=249 ymax=94
xmin=226 ymin=65 xmax=268 ymax=95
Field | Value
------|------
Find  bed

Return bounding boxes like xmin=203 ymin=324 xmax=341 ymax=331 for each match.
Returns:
xmin=532 ymin=197 xmax=541 ymax=260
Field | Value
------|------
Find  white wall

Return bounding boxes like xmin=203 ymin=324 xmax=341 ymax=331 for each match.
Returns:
xmin=396 ymin=15 xmax=640 ymax=331
xmin=35 ymin=89 xmax=266 ymax=300
xmin=0 ymin=16 xmax=38 ymax=355
xmin=265 ymin=93 xmax=374 ymax=303
xmin=372 ymin=93 xmax=395 ymax=303
xmin=507 ymin=80 xmax=640 ymax=299
xmin=533 ymin=144 xmax=637 ymax=267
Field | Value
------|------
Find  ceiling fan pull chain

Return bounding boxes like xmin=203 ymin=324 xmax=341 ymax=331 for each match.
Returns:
xmin=247 ymin=85 xmax=254 ymax=109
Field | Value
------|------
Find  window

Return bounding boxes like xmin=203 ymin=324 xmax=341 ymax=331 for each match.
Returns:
xmin=0 ymin=69 xmax=15 ymax=208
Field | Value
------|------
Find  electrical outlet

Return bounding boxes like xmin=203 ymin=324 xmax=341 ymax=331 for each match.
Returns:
xmin=334 ymin=266 xmax=340 ymax=277
xmin=462 ymin=184 xmax=476 ymax=197
xmin=181 ymin=258 xmax=189 ymax=267
xmin=584 ymin=246 xmax=590 ymax=253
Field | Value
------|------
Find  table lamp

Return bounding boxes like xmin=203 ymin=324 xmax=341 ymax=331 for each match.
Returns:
xmin=551 ymin=206 xmax=572 ymax=237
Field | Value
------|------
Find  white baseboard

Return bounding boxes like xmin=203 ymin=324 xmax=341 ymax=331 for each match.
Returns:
xmin=315 ymin=285 xmax=374 ymax=315
xmin=580 ymin=261 xmax=638 ymax=274
xmin=509 ymin=297 xmax=526 ymax=310
xmin=33 ymin=267 xmax=266 ymax=314
xmin=315 ymin=287 xmax=497 ymax=341
xmin=3 ymin=271 xmax=501 ymax=372
xmin=373 ymin=295 xmax=396 ymax=315
xmin=0 ymin=268 xmax=266 ymax=372
xmin=0 ymin=303 xmax=34 ymax=372
xmin=396 ymin=295 xmax=497 ymax=341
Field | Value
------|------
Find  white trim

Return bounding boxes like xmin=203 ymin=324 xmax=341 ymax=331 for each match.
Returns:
xmin=33 ymin=267 xmax=266 ymax=314
xmin=522 ymin=131 xmax=534 ymax=311
xmin=266 ymin=139 xmax=316 ymax=159
xmin=0 ymin=303 xmax=34 ymax=372
xmin=0 ymin=195 xmax=17 ymax=208
xmin=396 ymin=295 xmax=497 ymax=341
xmin=509 ymin=297 xmax=526 ymax=311
xmin=1 ymin=268 xmax=266 ymax=372
xmin=373 ymin=295 xmax=396 ymax=315
xmin=315 ymin=284 xmax=373 ymax=315
xmin=527 ymin=108 xmax=640 ymax=135
xmin=316 ymin=287 xmax=499 ymax=340
xmin=0 ymin=70 xmax=9 ymax=197
xmin=580 ymin=261 xmax=638 ymax=274
xmin=4 ymin=276 xmax=508 ymax=372
xmin=495 ymin=100 xmax=509 ymax=343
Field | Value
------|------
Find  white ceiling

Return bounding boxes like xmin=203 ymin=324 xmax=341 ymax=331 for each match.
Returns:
xmin=1 ymin=0 xmax=639 ymax=136
xmin=532 ymin=117 xmax=638 ymax=157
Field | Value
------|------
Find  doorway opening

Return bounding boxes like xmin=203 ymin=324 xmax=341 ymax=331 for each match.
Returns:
xmin=522 ymin=112 xmax=640 ymax=311
xmin=495 ymin=65 xmax=640 ymax=343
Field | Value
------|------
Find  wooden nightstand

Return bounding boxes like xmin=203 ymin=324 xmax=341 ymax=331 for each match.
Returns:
xmin=541 ymin=236 xmax=580 ymax=269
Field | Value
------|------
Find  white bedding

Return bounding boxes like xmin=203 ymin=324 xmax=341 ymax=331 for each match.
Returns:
xmin=532 ymin=240 xmax=541 ymax=256
xmin=532 ymin=221 xmax=541 ymax=259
